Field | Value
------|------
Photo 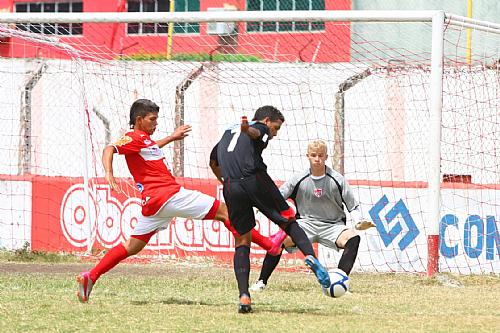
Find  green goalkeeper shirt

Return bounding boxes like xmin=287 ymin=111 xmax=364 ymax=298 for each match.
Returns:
xmin=279 ymin=166 xmax=363 ymax=225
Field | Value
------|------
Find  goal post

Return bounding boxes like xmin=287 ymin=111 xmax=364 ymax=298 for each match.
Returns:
xmin=427 ymin=10 xmax=445 ymax=277
xmin=0 ymin=10 xmax=498 ymax=275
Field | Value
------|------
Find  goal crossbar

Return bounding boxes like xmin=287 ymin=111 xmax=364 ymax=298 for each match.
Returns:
xmin=446 ymin=13 xmax=500 ymax=31
xmin=0 ymin=10 xmax=443 ymax=24
xmin=1 ymin=10 xmax=498 ymax=35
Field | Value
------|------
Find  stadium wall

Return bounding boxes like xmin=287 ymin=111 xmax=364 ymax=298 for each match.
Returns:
xmin=1 ymin=59 xmax=498 ymax=183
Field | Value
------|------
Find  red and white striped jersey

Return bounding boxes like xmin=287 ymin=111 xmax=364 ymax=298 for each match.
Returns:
xmin=113 ymin=130 xmax=181 ymax=216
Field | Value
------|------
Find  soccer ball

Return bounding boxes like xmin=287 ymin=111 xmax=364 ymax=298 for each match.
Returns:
xmin=322 ymin=268 xmax=350 ymax=298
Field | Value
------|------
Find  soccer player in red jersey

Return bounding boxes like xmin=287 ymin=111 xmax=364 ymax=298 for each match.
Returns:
xmin=76 ymin=99 xmax=284 ymax=303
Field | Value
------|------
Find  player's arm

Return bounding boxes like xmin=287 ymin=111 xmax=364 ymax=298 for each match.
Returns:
xmin=279 ymin=178 xmax=295 ymax=200
xmin=240 ymin=116 xmax=261 ymax=140
xmin=209 ymin=144 xmax=223 ymax=183
xmin=341 ymin=177 xmax=375 ymax=230
xmin=156 ymin=124 xmax=192 ymax=148
xmin=102 ymin=145 xmax=119 ymax=192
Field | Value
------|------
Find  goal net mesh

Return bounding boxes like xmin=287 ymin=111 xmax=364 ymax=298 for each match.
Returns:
xmin=0 ymin=16 xmax=498 ymax=274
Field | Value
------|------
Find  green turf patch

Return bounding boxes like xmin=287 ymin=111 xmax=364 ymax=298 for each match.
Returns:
xmin=0 ymin=262 xmax=499 ymax=333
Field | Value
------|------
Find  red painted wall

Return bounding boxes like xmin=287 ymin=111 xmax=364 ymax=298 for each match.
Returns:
xmin=1 ymin=0 xmax=351 ymax=61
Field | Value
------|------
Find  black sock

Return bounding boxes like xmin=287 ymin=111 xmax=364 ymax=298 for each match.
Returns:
xmin=285 ymin=221 xmax=315 ymax=257
xmin=259 ymin=253 xmax=282 ymax=284
xmin=234 ymin=245 xmax=251 ymax=297
xmin=338 ymin=235 xmax=360 ymax=275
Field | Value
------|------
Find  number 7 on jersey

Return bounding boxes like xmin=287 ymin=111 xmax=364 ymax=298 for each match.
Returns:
xmin=227 ymin=127 xmax=241 ymax=152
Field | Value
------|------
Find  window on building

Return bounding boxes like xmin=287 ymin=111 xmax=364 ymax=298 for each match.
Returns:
xmin=127 ymin=0 xmax=199 ymax=35
xmin=247 ymin=0 xmax=325 ymax=33
xmin=173 ymin=0 xmax=199 ymax=34
xmin=15 ymin=1 xmax=83 ymax=36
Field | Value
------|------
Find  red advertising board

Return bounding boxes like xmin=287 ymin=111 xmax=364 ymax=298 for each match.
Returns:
xmin=31 ymin=175 xmax=285 ymax=261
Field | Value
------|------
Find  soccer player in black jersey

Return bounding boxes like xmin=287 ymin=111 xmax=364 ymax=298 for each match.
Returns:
xmin=210 ymin=105 xmax=331 ymax=313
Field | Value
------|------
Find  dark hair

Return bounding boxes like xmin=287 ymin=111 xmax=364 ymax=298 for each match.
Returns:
xmin=252 ymin=105 xmax=285 ymax=123
xmin=129 ymin=99 xmax=160 ymax=128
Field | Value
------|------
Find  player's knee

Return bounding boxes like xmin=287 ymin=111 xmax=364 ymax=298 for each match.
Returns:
xmin=282 ymin=236 xmax=295 ymax=248
xmin=278 ymin=217 xmax=296 ymax=233
xmin=337 ymin=229 xmax=356 ymax=246
xmin=125 ymin=237 xmax=148 ymax=255
xmin=234 ymin=232 xmax=252 ymax=247
xmin=205 ymin=200 xmax=226 ymax=221
xmin=215 ymin=202 xmax=228 ymax=221
xmin=280 ymin=206 xmax=295 ymax=220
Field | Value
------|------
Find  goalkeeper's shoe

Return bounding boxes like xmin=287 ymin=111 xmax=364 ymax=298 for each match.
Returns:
xmin=304 ymin=255 xmax=331 ymax=289
xmin=76 ymin=271 xmax=94 ymax=303
xmin=238 ymin=294 xmax=253 ymax=314
xmin=268 ymin=229 xmax=287 ymax=256
xmin=249 ymin=279 xmax=267 ymax=292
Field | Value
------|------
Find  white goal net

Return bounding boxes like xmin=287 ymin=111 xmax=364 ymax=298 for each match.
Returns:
xmin=0 ymin=10 xmax=498 ymax=274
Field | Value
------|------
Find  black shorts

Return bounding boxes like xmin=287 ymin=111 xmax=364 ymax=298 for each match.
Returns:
xmin=223 ymin=171 xmax=290 ymax=235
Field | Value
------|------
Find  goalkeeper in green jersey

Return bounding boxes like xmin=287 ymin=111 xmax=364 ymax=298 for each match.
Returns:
xmin=250 ymin=139 xmax=375 ymax=292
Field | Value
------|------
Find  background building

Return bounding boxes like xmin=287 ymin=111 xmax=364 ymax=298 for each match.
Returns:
xmin=0 ymin=1 xmax=497 ymax=63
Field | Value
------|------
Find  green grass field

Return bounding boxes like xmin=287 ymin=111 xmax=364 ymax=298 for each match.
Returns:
xmin=0 ymin=253 xmax=499 ymax=333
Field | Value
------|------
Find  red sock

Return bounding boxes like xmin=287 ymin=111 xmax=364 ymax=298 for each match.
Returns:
xmin=250 ymin=229 xmax=272 ymax=251
xmin=223 ymin=219 xmax=272 ymax=251
xmin=89 ymin=243 xmax=128 ymax=282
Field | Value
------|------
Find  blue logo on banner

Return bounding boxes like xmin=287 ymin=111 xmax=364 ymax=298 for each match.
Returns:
xmin=440 ymin=214 xmax=500 ymax=259
xmin=369 ymin=195 xmax=420 ymax=251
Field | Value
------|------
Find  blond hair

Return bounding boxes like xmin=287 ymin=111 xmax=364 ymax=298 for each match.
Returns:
xmin=307 ymin=140 xmax=328 ymax=154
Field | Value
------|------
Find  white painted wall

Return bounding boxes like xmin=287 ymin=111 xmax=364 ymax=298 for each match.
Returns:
xmin=0 ymin=180 xmax=31 ymax=250
xmin=2 ymin=59 xmax=498 ymax=183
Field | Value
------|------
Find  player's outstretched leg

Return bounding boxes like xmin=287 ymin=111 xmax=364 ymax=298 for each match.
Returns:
xmin=76 ymin=271 xmax=94 ymax=303
xmin=304 ymin=255 xmax=331 ymax=289
xmin=75 ymin=243 xmax=128 ymax=303
xmin=75 ymin=235 xmax=149 ymax=303
xmin=238 ymin=293 xmax=253 ymax=314
xmin=338 ymin=235 xmax=361 ymax=276
xmin=222 ymin=219 xmax=285 ymax=255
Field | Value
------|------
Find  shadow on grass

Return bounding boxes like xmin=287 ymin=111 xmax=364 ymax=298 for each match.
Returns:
xmin=131 ymin=297 xmax=222 ymax=306
xmin=256 ymin=307 xmax=326 ymax=315
xmin=130 ymin=298 xmax=328 ymax=315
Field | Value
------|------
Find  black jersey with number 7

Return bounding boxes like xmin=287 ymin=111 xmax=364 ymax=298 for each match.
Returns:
xmin=214 ymin=121 xmax=270 ymax=181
